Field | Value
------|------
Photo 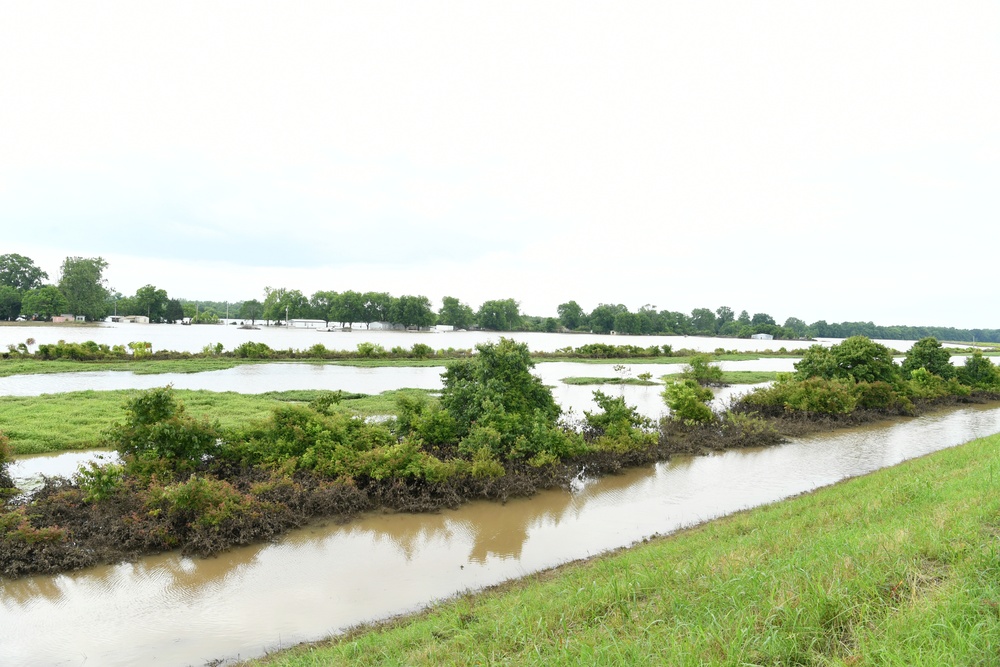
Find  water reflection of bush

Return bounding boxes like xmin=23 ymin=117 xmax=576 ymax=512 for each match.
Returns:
xmin=332 ymin=464 xmax=666 ymax=565
xmin=0 ymin=542 xmax=269 ymax=608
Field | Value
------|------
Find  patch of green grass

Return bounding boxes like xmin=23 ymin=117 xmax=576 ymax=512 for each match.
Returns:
xmin=536 ymin=353 xmax=775 ymax=366
xmin=660 ymin=370 xmax=779 ymax=384
xmin=560 ymin=377 xmax=658 ymax=386
xmin=245 ymin=432 xmax=1000 ymax=667
xmin=0 ymin=388 xmax=437 ymax=454
xmin=0 ymin=358 xmax=252 ymax=377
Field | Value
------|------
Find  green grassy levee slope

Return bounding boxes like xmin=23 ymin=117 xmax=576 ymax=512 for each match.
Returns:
xmin=248 ymin=432 xmax=1000 ymax=666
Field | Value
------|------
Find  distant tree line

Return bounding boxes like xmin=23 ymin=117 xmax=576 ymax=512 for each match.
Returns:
xmin=3 ymin=253 xmax=1000 ymax=342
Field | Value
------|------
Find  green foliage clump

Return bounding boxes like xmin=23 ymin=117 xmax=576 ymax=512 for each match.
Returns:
xmin=35 ymin=339 xmax=125 ymax=361
xmin=220 ymin=403 xmax=459 ymax=481
xmin=743 ymin=376 xmax=857 ymax=415
xmin=957 ymin=351 xmax=1000 ymax=390
xmin=854 ymin=381 xmax=913 ymax=413
xmin=901 ymin=337 xmax=955 ymax=380
xmin=681 ymin=354 xmax=725 ymax=386
xmin=906 ymin=368 xmax=969 ymax=400
xmin=233 ymin=341 xmax=273 ymax=359
xmin=356 ymin=342 xmax=387 ymax=358
xmin=104 ymin=386 xmax=220 ymax=470
xmin=442 ymin=338 xmax=582 ymax=462
xmin=308 ymin=390 xmax=346 ymax=415
xmin=583 ymin=390 xmax=656 ymax=452
xmin=75 ymin=461 xmax=125 ymax=502
xmin=663 ymin=379 xmax=715 ymax=424
xmin=796 ymin=336 xmax=899 ymax=384
xmin=394 ymin=393 xmax=457 ymax=445
xmin=410 ymin=343 xmax=434 ymax=358
xmin=149 ymin=475 xmax=254 ymax=528
xmin=0 ymin=431 xmax=15 ymax=498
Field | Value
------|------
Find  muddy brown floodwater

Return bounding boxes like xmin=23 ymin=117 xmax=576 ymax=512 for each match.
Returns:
xmin=3 ymin=403 xmax=1000 ymax=666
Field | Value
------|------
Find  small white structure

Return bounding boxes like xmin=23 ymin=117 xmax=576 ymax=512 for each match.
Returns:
xmin=433 ymin=324 xmax=455 ymax=333
xmin=289 ymin=319 xmax=327 ymax=329
xmin=751 ymin=333 xmax=774 ymax=340
xmin=123 ymin=315 xmax=150 ymax=324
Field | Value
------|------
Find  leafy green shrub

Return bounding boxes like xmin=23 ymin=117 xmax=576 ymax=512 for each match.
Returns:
xmin=356 ymin=342 xmax=386 ymax=358
xmin=719 ymin=412 xmax=783 ymax=448
xmin=957 ymin=351 xmax=1000 ymax=390
xmin=307 ymin=343 xmax=329 ymax=358
xmin=902 ymin=337 xmax=955 ymax=379
xmin=151 ymin=475 xmax=251 ymax=528
xmin=853 ymin=381 xmax=912 ymax=413
xmin=682 ymin=354 xmax=725 ymax=386
xmin=739 ymin=376 xmax=858 ymax=416
xmin=410 ymin=343 xmax=434 ymax=358
xmin=309 ymin=390 xmax=346 ymax=415
xmin=0 ymin=431 xmax=15 ymax=497
xmin=906 ymin=368 xmax=951 ymax=400
xmin=233 ymin=341 xmax=273 ymax=359
xmin=782 ymin=377 xmax=857 ymax=414
xmin=458 ymin=425 xmax=505 ymax=459
xmin=583 ymin=390 xmax=657 ymax=452
xmin=104 ymin=386 xmax=220 ymax=470
xmin=469 ymin=446 xmax=505 ymax=478
xmin=442 ymin=338 xmax=570 ymax=460
xmin=663 ymin=379 xmax=715 ymax=424
xmin=795 ymin=336 xmax=899 ymax=384
xmin=75 ymin=461 xmax=125 ymax=502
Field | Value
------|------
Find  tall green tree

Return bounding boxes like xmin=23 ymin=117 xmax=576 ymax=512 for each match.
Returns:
xmin=439 ymin=296 xmax=475 ymax=329
xmin=0 ymin=286 xmax=22 ymax=320
xmin=477 ymin=298 xmax=521 ymax=331
xmin=239 ymin=299 xmax=263 ymax=324
xmin=392 ymin=295 xmax=435 ymax=328
xmin=132 ymin=284 xmax=169 ymax=322
xmin=310 ymin=291 xmax=338 ymax=325
xmin=21 ymin=285 xmax=69 ymax=320
xmin=556 ymin=300 xmax=585 ymax=330
xmin=329 ymin=290 xmax=366 ymax=327
xmin=690 ymin=308 xmax=716 ymax=335
xmin=58 ymin=257 xmax=110 ymax=320
xmin=363 ymin=292 xmax=396 ymax=327
xmin=164 ymin=299 xmax=184 ymax=323
xmin=783 ymin=317 xmax=810 ymax=338
xmin=588 ymin=303 xmax=627 ymax=334
xmin=715 ymin=306 xmax=735 ymax=333
xmin=0 ymin=253 xmax=48 ymax=292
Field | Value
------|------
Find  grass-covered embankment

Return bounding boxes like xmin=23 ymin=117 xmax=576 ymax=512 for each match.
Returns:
xmin=246 ymin=431 xmax=1000 ymax=667
xmin=0 ymin=388 xmax=434 ymax=455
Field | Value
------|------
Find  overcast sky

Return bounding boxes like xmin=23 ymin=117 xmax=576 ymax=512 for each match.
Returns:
xmin=1 ymin=2 xmax=997 ymax=328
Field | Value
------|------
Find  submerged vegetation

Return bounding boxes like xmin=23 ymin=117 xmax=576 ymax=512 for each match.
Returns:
xmin=2 ymin=336 xmax=998 ymax=579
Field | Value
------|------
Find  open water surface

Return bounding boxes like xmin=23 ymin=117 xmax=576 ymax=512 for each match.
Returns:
xmin=0 ymin=322 xmax=924 ymax=356
xmin=3 ymin=404 xmax=1000 ymax=666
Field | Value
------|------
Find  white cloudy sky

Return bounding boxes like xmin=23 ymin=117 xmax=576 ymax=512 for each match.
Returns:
xmin=1 ymin=2 xmax=997 ymax=328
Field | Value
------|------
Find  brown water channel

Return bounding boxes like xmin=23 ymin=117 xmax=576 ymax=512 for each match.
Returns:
xmin=3 ymin=403 xmax=1000 ymax=666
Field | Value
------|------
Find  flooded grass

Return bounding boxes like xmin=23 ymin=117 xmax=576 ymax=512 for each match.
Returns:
xmin=660 ymin=370 xmax=779 ymax=384
xmin=560 ymin=377 xmax=658 ymax=386
xmin=246 ymin=432 xmax=1000 ymax=667
xmin=0 ymin=389 xmax=434 ymax=454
